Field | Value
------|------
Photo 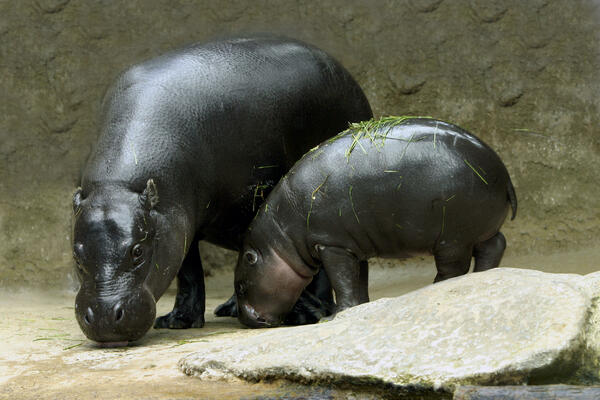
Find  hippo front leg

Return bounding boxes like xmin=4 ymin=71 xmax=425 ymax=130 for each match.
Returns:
xmin=316 ymin=245 xmax=367 ymax=312
xmin=214 ymin=294 xmax=238 ymax=317
xmin=154 ymin=237 xmax=206 ymax=329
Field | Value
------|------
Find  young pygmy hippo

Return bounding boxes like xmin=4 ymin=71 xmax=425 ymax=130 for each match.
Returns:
xmin=234 ymin=117 xmax=517 ymax=328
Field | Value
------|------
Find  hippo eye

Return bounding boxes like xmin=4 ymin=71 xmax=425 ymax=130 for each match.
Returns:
xmin=244 ymin=249 xmax=258 ymax=265
xmin=131 ymin=244 xmax=144 ymax=264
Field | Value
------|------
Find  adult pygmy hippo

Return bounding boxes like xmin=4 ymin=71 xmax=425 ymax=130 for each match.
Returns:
xmin=72 ymin=35 xmax=372 ymax=344
xmin=235 ymin=117 xmax=517 ymax=328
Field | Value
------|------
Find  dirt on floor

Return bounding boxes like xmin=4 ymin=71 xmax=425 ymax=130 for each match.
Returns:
xmin=1 ymin=248 xmax=599 ymax=400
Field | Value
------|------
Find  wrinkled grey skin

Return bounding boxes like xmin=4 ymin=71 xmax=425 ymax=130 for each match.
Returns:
xmin=235 ymin=118 xmax=517 ymax=328
xmin=72 ymin=35 xmax=372 ymax=344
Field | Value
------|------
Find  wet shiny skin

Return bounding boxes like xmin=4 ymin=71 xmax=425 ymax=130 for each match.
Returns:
xmin=73 ymin=35 xmax=372 ymax=342
xmin=235 ymin=119 xmax=516 ymax=327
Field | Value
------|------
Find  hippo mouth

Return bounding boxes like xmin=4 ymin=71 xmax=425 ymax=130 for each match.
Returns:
xmin=239 ymin=303 xmax=283 ymax=328
xmin=75 ymin=285 xmax=157 ymax=344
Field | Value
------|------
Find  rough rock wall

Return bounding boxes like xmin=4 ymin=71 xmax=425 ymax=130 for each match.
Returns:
xmin=1 ymin=0 xmax=599 ymax=287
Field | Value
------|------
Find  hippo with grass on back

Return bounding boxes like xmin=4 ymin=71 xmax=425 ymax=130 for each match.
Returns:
xmin=71 ymin=35 xmax=372 ymax=345
xmin=234 ymin=117 xmax=517 ymax=328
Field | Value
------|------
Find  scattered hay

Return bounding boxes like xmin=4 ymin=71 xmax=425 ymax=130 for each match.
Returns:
xmin=63 ymin=342 xmax=84 ymax=350
xmin=328 ymin=115 xmax=433 ymax=160
xmin=441 ymin=205 xmax=446 ymax=235
xmin=172 ymin=339 xmax=209 ymax=347
xmin=349 ymin=185 xmax=360 ymax=224
xmin=311 ymin=149 xmax=325 ymax=160
xmin=183 ymin=233 xmax=187 ymax=260
xmin=463 ymin=159 xmax=488 ymax=185
xmin=398 ymin=132 xmax=416 ymax=162
xmin=252 ymin=184 xmax=270 ymax=211
xmin=307 ymin=174 xmax=330 ymax=230
xmin=128 ymin=140 xmax=138 ymax=165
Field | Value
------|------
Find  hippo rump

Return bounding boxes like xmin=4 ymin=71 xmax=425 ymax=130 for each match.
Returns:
xmin=71 ymin=35 xmax=372 ymax=344
xmin=234 ymin=117 xmax=517 ymax=328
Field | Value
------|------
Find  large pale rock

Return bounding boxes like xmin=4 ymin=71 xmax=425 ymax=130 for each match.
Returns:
xmin=180 ymin=268 xmax=600 ymax=393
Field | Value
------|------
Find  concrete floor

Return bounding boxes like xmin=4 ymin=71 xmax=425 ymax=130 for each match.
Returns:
xmin=1 ymin=248 xmax=599 ymax=399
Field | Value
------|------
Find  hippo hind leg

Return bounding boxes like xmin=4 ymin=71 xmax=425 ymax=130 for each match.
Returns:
xmin=433 ymin=245 xmax=472 ymax=283
xmin=154 ymin=235 xmax=206 ymax=329
xmin=473 ymin=232 xmax=506 ymax=272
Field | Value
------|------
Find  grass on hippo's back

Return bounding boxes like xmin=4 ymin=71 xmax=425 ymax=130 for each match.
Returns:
xmin=322 ymin=115 xmax=434 ymax=160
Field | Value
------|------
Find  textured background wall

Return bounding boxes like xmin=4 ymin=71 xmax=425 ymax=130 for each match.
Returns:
xmin=1 ymin=0 xmax=599 ymax=287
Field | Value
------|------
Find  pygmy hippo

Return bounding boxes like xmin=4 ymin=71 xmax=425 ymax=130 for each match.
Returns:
xmin=72 ymin=35 xmax=372 ymax=344
xmin=235 ymin=117 xmax=517 ymax=328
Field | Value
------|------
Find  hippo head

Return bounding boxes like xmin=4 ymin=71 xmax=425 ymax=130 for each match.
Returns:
xmin=234 ymin=227 xmax=314 ymax=328
xmin=72 ymin=179 xmax=161 ymax=345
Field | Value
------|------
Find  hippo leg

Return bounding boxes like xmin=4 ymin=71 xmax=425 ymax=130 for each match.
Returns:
xmin=154 ymin=237 xmax=206 ymax=329
xmin=214 ymin=294 xmax=238 ymax=317
xmin=433 ymin=246 xmax=472 ymax=283
xmin=473 ymin=232 xmax=506 ymax=272
xmin=359 ymin=260 xmax=369 ymax=303
xmin=317 ymin=246 xmax=363 ymax=312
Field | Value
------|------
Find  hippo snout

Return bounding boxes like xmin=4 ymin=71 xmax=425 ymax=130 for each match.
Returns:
xmin=75 ymin=287 xmax=156 ymax=344
xmin=237 ymin=303 xmax=282 ymax=328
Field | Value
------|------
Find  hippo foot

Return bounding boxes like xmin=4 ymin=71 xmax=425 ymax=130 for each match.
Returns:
xmin=214 ymin=295 xmax=238 ymax=317
xmin=284 ymin=291 xmax=335 ymax=326
xmin=154 ymin=310 xmax=205 ymax=329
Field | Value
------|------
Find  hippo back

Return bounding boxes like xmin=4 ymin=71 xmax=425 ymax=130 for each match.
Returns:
xmin=82 ymin=36 xmax=373 ymax=249
xmin=271 ymin=118 xmax=514 ymax=260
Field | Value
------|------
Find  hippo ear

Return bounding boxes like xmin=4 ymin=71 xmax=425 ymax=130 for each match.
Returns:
xmin=73 ymin=187 xmax=83 ymax=214
xmin=141 ymin=179 xmax=159 ymax=210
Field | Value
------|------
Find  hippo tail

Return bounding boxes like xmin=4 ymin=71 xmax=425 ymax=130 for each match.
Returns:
xmin=506 ymin=177 xmax=517 ymax=220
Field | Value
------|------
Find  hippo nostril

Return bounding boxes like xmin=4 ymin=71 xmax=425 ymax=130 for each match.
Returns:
xmin=114 ymin=305 xmax=124 ymax=323
xmin=84 ymin=307 xmax=94 ymax=325
xmin=242 ymin=304 xmax=271 ymax=326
